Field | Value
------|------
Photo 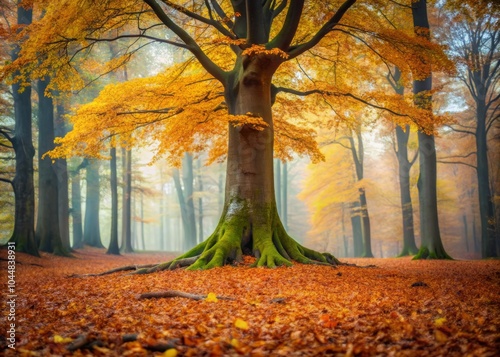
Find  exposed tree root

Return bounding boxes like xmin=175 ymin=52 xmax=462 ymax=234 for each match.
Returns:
xmin=413 ymin=246 xmax=453 ymax=260
xmin=137 ymin=289 xmax=235 ymax=301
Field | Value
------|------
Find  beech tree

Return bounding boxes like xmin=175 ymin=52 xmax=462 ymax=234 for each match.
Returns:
xmin=14 ymin=0 xmax=363 ymax=269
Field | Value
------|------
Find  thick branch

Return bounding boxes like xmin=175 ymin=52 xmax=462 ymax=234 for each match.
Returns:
xmin=287 ymin=0 xmax=356 ymax=59
xmin=143 ymin=0 xmax=227 ymax=83
xmin=270 ymin=0 xmax=304 ymax=50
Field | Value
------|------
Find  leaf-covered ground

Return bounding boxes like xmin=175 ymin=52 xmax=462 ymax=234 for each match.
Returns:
xmin=1 ymin=247 xmax=499 ymax=356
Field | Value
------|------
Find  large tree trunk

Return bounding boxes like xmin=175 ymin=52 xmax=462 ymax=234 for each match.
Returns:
xmin=139 ymin=56 xmax=337 ymax=272
xmin=8 ymin=2 xmax=38 ymax=257
xmin=107 ymin=147 xmax=120 ymax=255
xmin=412 ymin=0 xmax=451 ymax=260
xmin=83 ymin=159 xmax=104 ymax=248
xmin=36 ymin=78 xmax=69 ymax=256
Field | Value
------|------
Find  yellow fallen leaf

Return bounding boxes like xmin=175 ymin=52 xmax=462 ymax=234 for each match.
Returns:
xmin=230 ymin=338 xmax=239 ymax=348
xmin=434 ymin=317 xmax=446 ymax=327
xmin=234 ymin=318 xmax=249 ymax=330
xmin=205 ymin=292 xmax=218 ymax=303
xmin=435 ymin=329 xmax=448 ymax=342
xmin=164 ymin=348 xmax=178 ymax=357
xmin=54 ymin=335 xmax=73 ymax=343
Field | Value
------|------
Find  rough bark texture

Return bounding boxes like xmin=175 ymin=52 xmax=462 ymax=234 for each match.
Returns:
xmin=36 ymin=78 xmax=69 ymax=256
xmin=83 ymin=159 xmax=104 ymax=248
xmin=8 ymin=2 xmax=38 ymax=257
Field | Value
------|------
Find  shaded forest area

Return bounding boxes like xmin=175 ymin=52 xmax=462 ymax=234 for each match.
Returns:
xmin=1 ymin=250 xmax=499 ymax=356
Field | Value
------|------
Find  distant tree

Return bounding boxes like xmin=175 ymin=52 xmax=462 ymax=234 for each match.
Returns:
xmin=438 ymin=0 xmax=499 ymax=258
xmin=412 ymin=0 xmax=452 ymax=260
xmin=107 ymin=146 xmax=120 ymax=255
xmin=83 ymin=159 xmax=104 ymax=248
xmin=36 ymin=77 xmax=69 ymax=256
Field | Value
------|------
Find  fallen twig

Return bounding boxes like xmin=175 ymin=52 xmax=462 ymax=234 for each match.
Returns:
xmin=137 ymin=289 xmax=235 ymax=301
xmin=67 ymin=263 xmax=161 ymax=278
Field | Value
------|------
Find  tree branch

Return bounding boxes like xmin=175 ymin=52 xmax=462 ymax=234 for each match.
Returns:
xmin=143 ymin=0 xmax=227 ymax=83
xmin=286 ymin=0 xmax=357 ymax=59
xmin=437 ymin=160 xmax=476 ymax=170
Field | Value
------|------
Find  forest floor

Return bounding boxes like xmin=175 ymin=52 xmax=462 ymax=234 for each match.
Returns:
xmin=1 ymin=247 xmax=499 ymax=356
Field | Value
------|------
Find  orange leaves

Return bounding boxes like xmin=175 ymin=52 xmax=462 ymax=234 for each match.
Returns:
xmin=4 ymin=249 xmax=500 ymax=356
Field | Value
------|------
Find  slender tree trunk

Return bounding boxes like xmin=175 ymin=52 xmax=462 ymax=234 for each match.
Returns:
xmin=54 ymin=98 xmax=70 ymax=252
xmin=7 ymin=2 xmax=38 ymax=256
xmin=83 ymin=159 xmax=104 ymax=248
xmin=141 ymin=190 xmax=145 ymax=250
xmin=282 ymin=162 xmax=288 ymax=230
xmin=121 ymin=148 xmax=133 ymax=252
xmin=476 ymin=100 xmax=497 ymax=257
xmin=351 ymin=201 xmax=363 ymax=257
xmin=107 ymin=147 xmax=120 ymax=255
xmin=173 ymin=153 xmax=197 ymax=251
xmin=392 ymin=67 xmax=418 ymax=256
xmin=36 ymin=78 xmax=68 ymax=256
xmin=462 ymin=214 xmax=470 ymax=253
xmin=71 ymin=170 xmax=83 ymax=249
xmin=197 ymin=158 xmax=204 ymax=244
xmin=359 ymin=189 xmax=374 ymax=257
xmin=159 ymin=167 xmax=165 ymax=251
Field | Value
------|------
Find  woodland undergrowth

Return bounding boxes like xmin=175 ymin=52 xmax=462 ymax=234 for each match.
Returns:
xmin=1 ymin=247 xmax=499 ymax=356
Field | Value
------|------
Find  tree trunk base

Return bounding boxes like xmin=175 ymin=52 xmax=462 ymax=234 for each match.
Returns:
xmin=398 ymin=246 xmax=419 ymax=257
xmin=134 ymin=204 xmax=339 ymax=273
xmin=412 ymin=246 xmax=452 ymax=260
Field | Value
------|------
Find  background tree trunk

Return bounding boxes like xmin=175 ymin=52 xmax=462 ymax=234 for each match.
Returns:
xmin=8 ymin=1 xmax=38 ymax=256
xmin=121 ymin=148 xmax=133 ymax=252
xmin=107 ymin=147 xmax=120 ymax=255
xmin=36 ymin=77 xmax=68 ymax=255
xmin=71 ymin=169 xmax=83 ymax=249
xmin=412 ymin=0 xmax=451 ymax=259
xmin=83 ymin=159 xmax=104 ymax=248
xmin=54 ymin=98 xmax=70 ymax=252
xmin=173 ymin=153 xmax=196 ymax=251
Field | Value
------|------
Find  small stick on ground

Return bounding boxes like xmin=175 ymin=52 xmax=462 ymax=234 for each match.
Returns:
xmin=137 ymin=289 xmax=235 ymax=301
xmin=67 ymin=263 xmax=161 ymax=278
